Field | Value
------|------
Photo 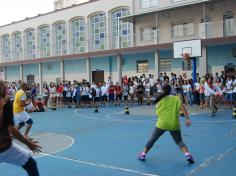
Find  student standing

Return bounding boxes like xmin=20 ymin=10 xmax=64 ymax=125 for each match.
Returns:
xmin=138 ymin=85 xmax=194 ymax=164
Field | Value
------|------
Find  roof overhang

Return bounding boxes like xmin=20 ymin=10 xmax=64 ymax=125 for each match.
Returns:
xmin=121 ymin=0 xmax=212 ymax=22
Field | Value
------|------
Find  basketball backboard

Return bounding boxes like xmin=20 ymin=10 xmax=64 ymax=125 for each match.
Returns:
xmin=173 ymin=39 xmax=202 ymax=58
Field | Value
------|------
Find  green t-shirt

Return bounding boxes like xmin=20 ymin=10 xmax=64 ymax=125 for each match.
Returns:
xmin=156 ymin=95 xmax=182 ymax=130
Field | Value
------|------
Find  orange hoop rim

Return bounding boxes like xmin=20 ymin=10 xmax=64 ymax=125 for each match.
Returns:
xmin=181 ymin=52 xmax=191 ymax=60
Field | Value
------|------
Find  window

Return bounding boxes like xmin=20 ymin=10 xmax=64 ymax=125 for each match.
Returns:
xmin=90 ymin=13 xmax=106 ymax=51
xmin=111 ymin=8 xmax=131 ymax=49
xmin=54 ymin=22 xmax=67 ymax=55
xmin=182 ymin=59 xmax=192 ymax=71
xmin=160 ymin=58 xmax=172 ymax=72
xmin=140 ymin=27 xmax=151 ymax=41
xmin=223 ymin=15 xmax=235 ymax=36
xmin=172 ymin=23 xmax=194 ymax=37
xmin=140 ymin=0 xmax=158 ymax=9
xmin=137 ymin=60 xmax=148 ymax=73
xmin=25 ymin=29 xmax=36 ymax=59
xmin=1 ymin=35 xmax=11 ymax=62
xmin=70 ymin=18 xmax=86 ymax=53
xmin=39 ymin=26 xmax=51 ymax=57
xmin=13 ymin=32 xmax=22 ymax=61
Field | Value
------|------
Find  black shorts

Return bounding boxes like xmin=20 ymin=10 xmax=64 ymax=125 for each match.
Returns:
xmin=199 ymin=93 xmax=205 ymax=101
xmin=101 ymin=95 xmax=107 ymax=101
xmin=94 ymin=97 xmax=100 ymax=102
xmin=116 ymin=94 xmax=122 ymax=100
xmin=124 ymin=95 xmax=128 ymax=100
xmin=81 ymin=95 xmax=87 ymax=102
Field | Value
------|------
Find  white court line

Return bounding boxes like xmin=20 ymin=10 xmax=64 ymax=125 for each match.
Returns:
xmin=33 ymin=134 xmax=75 ymax=159
xmin=41 ymin=152 xmax=160 ymax=176
xmin=74 ymin=109 xmax=155 ymax=124
xmin=74 ymin=109 xmax=236 ymax=124
xmin=185 ymin=147 xmax=236 ymax=176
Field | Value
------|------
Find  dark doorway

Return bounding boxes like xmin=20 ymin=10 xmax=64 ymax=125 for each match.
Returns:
xmin=92 ymin=70 xmax=104 ymax=84
xmin=27 ymin=74 xmax=35 ymax=85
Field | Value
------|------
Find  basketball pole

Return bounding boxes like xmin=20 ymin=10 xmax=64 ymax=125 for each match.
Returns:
xmin=192 ymin=57 xmax=197 ymax=84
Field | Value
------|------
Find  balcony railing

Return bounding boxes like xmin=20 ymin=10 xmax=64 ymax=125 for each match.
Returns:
xmin=0 ymin=20 xmax=235 ymax=63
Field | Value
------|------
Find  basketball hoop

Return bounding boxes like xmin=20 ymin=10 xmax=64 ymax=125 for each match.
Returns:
xmin=181 ymin=52 xmax=191 ymax=60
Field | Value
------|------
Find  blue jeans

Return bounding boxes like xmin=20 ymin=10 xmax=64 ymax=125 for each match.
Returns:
xmin=187 ymin=92 xmax=193 ymax=106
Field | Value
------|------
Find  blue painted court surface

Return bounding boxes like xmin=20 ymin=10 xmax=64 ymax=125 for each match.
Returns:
xmin=1 ymin=105 xmax=236 ymax=176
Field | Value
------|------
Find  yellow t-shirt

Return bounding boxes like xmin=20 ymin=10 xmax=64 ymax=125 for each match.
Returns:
xmin=13 ymin=90 xmax=26 ymax=113
xmin=156 ymin=95 xmax=182 ymax=131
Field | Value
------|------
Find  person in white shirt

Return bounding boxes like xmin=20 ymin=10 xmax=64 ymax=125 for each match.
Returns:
xmin=194 ymin=80 xmax=200 ymax=105
xmin=225 ymin=76 xmax=233 ymax=108
xmin=101 ymin=82 xmax=108 ymax=106
xmin=144 ymin=79 xmax=151 ymax=105
xmin=204 ymin=77 xmax=222 ymax=117
xmin=232 ymin=78 xmax=236 ymax=107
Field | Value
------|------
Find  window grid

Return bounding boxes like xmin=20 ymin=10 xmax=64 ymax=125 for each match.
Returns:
xmin=140 ymin=0 xmax=158 ymax=9
xmin=137 ymin=60 xmax=148 ymax=73
xmin=54 ymin=23 xmax=67 ymax=55
xmin=1 ymin=35 xmax=11 ymax=61
xmin=160 ymin=58 xmax=172 ymax=72
xmin=39 ymin=26 xmax=51 ymax=57
xmin=172 ymin=23 xmax=194 ymax=38
xmin=91 ymin=13 xmax=106 ymax=51
xmin=71 ymin=18 xmax=86 ymax=53
xmin=111 ymin=8 xmax=131 ymax=49
xmin=13 ymin=32 xmax=22 ymax=61
xmin=26 ymin=29 xmax=36 ymax=59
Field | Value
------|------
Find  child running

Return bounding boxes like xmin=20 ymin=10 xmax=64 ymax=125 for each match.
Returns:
xmin=138 ymin=84 xmax=194 ymax=164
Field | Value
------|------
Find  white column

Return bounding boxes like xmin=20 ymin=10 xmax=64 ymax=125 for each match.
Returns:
xmin=66 ymin=21 xmax=70 ymax=54
xmin=51 ymin=25 xmax=54 ymax=56
xmin=35 ymin=29 xmax=38 ymax=58
xmin=199 ymin=46 xmax=208 ymax=77
xmin=60 ymin=60 xmax=65 ymax=81
xmin=154 ymin=50 xmax=160 ymax=80
xmin=117 ymin=54 xmax=122 ymax=83
xmin=1 ymin=66 xmax=7 ymax=80
xmin=38 ymin=63 xmax=43 ymax=95
xmin=86 ymin=57 xmax=91 ymax=83
xmin=19 ymin=64 xmax=23 ymax=81
xmin=106 ymin=12 xmax=110 ymax=50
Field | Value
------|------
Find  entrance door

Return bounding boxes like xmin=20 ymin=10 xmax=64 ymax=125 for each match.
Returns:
xmin=92 ymin=70 xmax=104 ymax=84
xmin=225 ymin=64 xmax=235 ymax=74
xmin=27 ymin=74 xmax=35 ymax=85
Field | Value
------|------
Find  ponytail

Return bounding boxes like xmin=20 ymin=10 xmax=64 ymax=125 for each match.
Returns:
xmin=153 ymin=84 xmax=171 ymax=104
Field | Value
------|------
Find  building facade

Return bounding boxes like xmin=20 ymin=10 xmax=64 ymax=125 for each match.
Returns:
xmin=0 ymin=0 xmax=236 ymax=92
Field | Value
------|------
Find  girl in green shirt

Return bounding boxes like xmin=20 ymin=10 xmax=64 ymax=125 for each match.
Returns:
xmin=138 ymin=84 xmax=194 ymax=164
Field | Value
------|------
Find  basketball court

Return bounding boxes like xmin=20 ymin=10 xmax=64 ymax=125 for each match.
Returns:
xmin=1 ymin=105 xmax=235 ymax=176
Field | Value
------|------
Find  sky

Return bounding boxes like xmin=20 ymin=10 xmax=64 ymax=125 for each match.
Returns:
xmin=0 ymin=0 xmax=54 ymax=26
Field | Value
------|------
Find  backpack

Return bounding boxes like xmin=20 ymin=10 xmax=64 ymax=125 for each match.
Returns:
xmin=91 ymin=88 xmax=96 ymax=97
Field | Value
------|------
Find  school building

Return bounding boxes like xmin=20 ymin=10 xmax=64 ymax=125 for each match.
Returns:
xmin=0 ymin=0 xmax=236 ymax=89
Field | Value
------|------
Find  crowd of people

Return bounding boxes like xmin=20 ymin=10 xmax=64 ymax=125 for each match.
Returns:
xmin=6 ymin=71 xmax=236 ymax=114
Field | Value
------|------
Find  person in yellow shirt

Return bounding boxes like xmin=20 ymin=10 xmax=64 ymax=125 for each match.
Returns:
xmin=13 ymin=82 xmax=33 ymax=137
xmin=138 ymin=84 xmax=194 ymax=164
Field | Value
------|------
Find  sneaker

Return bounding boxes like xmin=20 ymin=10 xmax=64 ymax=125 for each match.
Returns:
xmin=186 ymin=154 xmax=194 ymax=164
xmin=137 ymin=152 xmax=146 ymax=161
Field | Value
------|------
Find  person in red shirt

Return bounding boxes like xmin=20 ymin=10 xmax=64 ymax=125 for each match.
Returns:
xmin=108 ymin=83 xmax=115 ymax=106
xmin=115 ymin=82 xmax=122 ymax=106
xmin=56 ymin=83 xmax=64 ymax=108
